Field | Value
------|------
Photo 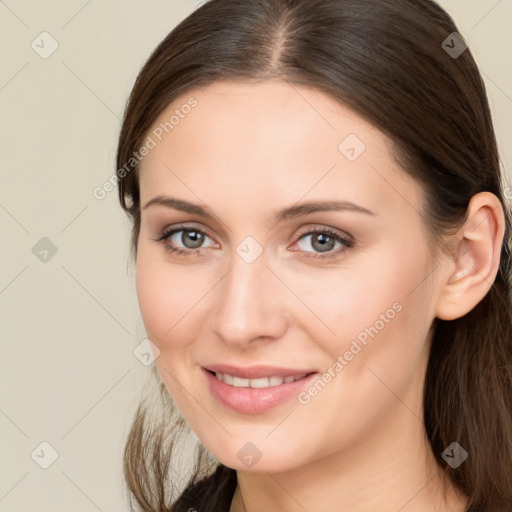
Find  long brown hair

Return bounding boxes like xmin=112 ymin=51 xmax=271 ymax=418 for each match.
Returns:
xmin=116 ymin=1 xmax=512 ymax=510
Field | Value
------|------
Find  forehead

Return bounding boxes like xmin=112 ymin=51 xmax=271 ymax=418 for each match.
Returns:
xmin=138 ymin=80 xmax=422 ymax=218
xmin=143 ymin=79 xmax=374 ymax=158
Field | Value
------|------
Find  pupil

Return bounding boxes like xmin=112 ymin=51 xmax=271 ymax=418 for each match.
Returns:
xmin=183 ymin=230 xmax=204 ymax=248
xmin=313 ymin=233 xmax=334 ymax=252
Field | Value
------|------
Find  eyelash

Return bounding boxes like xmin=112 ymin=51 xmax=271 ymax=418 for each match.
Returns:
xmin=152 ymin=224 xmax=354 ymax=260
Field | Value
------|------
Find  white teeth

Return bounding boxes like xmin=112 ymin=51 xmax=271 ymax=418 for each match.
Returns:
xmin=269 ymin=376 xmax=284 ymax=386
xmin=249 ymin=377 xmax=271 ymax=388
xmin=214 ymin=372 xmax=307 ymax=388
xmin=233 ymin=376 xmax=250 ymax=387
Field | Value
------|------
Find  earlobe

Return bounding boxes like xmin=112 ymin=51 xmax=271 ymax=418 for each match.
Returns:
xmin=435 ymin=192 xmax=506 ymax=321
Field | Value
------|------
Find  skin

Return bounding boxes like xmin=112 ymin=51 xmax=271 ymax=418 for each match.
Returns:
xmin=135 ymin=80 xmax=505 ymax=512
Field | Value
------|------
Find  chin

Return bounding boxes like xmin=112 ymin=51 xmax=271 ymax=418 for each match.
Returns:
xmin=205 ymin=438 xmax=310 ymax=474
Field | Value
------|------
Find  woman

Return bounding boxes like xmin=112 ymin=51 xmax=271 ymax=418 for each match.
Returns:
xmin=116 ymin=0 xmax=512 ymax=510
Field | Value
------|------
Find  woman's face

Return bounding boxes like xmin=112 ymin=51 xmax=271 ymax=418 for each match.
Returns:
xmin=135 ymin=79 xmax=445 ymax=472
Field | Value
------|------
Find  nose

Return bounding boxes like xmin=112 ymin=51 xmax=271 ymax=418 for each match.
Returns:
xmin=210 ymin=248 xmax=290 ymax=347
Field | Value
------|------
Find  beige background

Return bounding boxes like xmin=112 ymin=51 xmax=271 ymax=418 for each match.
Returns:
xmin=0 ymin=1 xmax=511 ymax=511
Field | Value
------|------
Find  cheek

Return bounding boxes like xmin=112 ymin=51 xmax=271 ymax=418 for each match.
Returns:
xmin=134 ymin=250 xmax=187 ymax=347
xmin=135 ymin=249 xmax=217 ymax=353
xmin=135 ymin=256 xmax=166 ymax=341
xmin=302 ymin=240 xmax=434 ymax=378
xmin=135 ymin=254 xmax=197 ymax=405
xmin=324 ymin=250 xmax=434 ymax=407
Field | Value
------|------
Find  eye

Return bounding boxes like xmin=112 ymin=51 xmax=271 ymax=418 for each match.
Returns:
xmin=153 ymin=224 xmax=354 ymax=260
xmin=152 ymin=225 xmax=217 ymax=257
xmin=293 ymin=227 xmax=354 ymax=260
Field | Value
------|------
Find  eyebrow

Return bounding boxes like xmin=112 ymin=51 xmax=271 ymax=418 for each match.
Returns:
xmin=142 ymin=195 xmax=376 ymax=222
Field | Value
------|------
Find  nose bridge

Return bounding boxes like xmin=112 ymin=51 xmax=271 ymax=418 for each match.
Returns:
xmin=210 ymin=246 xmax=288 ymax=345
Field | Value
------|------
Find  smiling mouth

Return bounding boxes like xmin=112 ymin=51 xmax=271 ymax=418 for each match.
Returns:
xmin=203 ymin=367 xmax=320 ymax=414
xmin=206 ymin=369 xmax=316 ymax=388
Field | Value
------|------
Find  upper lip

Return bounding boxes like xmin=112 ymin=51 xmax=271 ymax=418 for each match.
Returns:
xmin=203 ymin=364 xmax=317 ymax=379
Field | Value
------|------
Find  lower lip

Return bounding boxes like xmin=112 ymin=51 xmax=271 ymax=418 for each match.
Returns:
xmin=203 ymin=368 xmax=319 ymax=414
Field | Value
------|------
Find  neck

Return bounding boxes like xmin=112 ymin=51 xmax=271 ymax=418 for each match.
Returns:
xmin=229 ymin=400 xmax=468 ymax=512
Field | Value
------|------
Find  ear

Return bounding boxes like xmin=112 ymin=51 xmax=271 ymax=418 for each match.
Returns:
xmin=435 ymin=192 xmax=506 ymax=321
